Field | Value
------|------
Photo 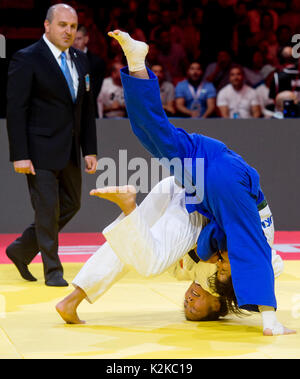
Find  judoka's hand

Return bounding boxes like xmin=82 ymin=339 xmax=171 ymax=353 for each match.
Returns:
xmin=84 ymin=155 xmax=97 ymax=174
xmin=13 ymin=160 xmax=36 ymax=175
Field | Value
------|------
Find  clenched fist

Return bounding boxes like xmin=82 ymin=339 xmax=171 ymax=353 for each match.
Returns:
xmin=13 ymin=160 xmax=36 ymax=175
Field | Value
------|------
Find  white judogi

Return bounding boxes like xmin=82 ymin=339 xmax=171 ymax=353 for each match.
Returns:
xmin=73 ymin=176 xmax=283 ymax=304
xmin=73 ymin=176 xmax=204 ymax=303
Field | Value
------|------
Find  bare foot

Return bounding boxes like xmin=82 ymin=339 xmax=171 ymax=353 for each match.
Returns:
xmin=107 ymin=30 xmax=148 ymax=56
xmin=56 ymin=299 xmax=86 ymax=325
xmin=90 ymin=185 xmax=137 ymax=216
xmin=263 ymin=326 xmax=297 ymax=336
xmin=107 ymin=30 xmax=148 ymax=73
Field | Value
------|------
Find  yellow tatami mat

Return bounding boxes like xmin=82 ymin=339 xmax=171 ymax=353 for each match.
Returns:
xmin=0 ymin=262 xmax=300 ymax=359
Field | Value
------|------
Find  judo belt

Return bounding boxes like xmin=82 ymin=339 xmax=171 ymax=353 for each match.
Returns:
xmin=188 ymin=200 xmax=269 ymax=264
xmin=257 ymin=199 xmax=268 ymax=212
xmin=188 ymin=249 xmax=201 ymax=263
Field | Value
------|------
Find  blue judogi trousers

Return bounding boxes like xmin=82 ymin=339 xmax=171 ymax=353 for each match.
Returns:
xmin=120 ymin=67 xmax=276 ymax=311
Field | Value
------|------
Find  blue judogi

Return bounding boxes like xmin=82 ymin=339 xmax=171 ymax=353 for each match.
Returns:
xmin=120 ymin=67 xmax=276 ymax=311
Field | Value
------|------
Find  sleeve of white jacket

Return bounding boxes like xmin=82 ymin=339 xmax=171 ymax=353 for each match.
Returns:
xmin=169 ymin=249 xmax=284 ymax=285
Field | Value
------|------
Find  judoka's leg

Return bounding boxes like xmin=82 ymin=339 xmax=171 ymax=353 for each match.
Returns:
xmin=73 ymin=177 xmax=180 ymax=297
xmin=56 ymin=177 xmax=182 ymax=323
xmin=56 ymin=242 xmax=127 ymax=324
xmin=207 ymin=162 xmax=295 ymax=335
xmin=259 ymin=203 xmax=274 ymax=248
xmin=56 ymin=185 xmax=136 ymax=324
xmin=259 ymin=204 xmax=284 ymax=278
xmin=108 ymin=30 xmax=196 ymax=164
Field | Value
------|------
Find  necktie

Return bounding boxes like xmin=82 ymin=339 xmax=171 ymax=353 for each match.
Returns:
xmin=60 ymin=51 xmax=76 ymax=102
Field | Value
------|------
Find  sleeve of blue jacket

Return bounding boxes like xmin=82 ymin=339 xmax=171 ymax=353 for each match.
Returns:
xmin=196 ymin=221 xmax=227 ymax=261
xmin=120 ymin=67 xmax=196 ymax=162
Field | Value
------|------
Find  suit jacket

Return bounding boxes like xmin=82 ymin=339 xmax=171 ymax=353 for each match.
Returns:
xmin=6 ymin=38 xmax=97 ymax=170
xmin=86 ymin=49 xmax=106 ymax=100
xmin=85 ymin=50 xmax=106 ymax=118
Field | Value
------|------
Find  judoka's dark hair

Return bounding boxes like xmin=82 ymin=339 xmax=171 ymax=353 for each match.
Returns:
xmin=207 ymin=273 xmax=245 ymax=316
xmin=185 ymin=274 xmax=242 ymax=322
xmin=197 ymin=296 xmax=229 ymax=322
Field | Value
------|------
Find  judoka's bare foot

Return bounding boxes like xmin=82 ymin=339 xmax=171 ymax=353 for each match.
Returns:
xmin=108 ymin=29 xmax=149 ymax=77
xmin=90 ymin=185 xmax=137 ymax=216
xmin=56 ymin=288 xmax=86 ymax=324
xmin=263 ymin=326 xmax=297 ymax=336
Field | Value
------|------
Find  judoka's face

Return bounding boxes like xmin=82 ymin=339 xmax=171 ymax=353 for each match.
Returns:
xmin=184 ymin=282 xmax=221 ymax=321
xmin=216 ymin=251 xmax=231 ymax=283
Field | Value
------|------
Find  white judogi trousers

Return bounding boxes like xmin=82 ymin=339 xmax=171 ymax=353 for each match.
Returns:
xmin=73 ymin=176 xmax=282 ymax=303
xmin=73 ymin=176 xmax=204 ymax=303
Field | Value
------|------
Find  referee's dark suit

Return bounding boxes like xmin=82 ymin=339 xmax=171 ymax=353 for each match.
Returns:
xmin=6 ymin=37 xmax=98 ymax=286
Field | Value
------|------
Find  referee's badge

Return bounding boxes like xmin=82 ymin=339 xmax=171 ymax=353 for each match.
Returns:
xmin=85 ymin=74 xmax=90 ymax=92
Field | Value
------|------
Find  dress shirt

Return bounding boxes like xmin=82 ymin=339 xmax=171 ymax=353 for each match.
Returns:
xmin=43 ymin=34 xmax=79 ymax=97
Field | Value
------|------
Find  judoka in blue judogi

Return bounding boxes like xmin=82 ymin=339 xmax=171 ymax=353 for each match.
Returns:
xmin=119 ymin=67 xmax=276 ymax=313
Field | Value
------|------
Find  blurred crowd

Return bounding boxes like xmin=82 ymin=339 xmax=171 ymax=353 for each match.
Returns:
xmin=1 ymin=0 xmax=300 ymax=119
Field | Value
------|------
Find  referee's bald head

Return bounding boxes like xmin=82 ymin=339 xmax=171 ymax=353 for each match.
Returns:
xmin=45 ymin=3 xmax=77 ymax=23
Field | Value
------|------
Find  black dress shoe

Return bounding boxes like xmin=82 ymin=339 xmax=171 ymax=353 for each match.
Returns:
xmin=6 ymin=248 xmax=37 ymax=282
xmin=45 ymin=278 xmax=69 ymax=287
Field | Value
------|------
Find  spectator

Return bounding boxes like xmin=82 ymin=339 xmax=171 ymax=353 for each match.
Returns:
xmin=244 ymin=50 xmax=271 ymax=87
xmin=73 ymin=25 xmax=106 ymax=117
xmin=203 ymin=50 xmax=234 ymax=91
xmin=144 ymin=8 xmax=160 ymax=39
xmin=175 ymin=62 xmax=217 ymax=118
xmin=154 ymin=27 xmax=189 ymax=84
xmin=146 ymin=41 xmax=160 ymax=67
xmin=273 ymin=91 xmax=299 ymax=119
xmin=123 ymin=16 xmax=146 ymax=42
xmin=232 ymin=1 xmax=252 ymax=64
xmin=255 ymin=65 xmax=276 ymax=118
xmin=150 ymin=10 xmax=184 ymax=46
xmin=105 ymin=7 xmax=122 ymax=34
xmin=279 ymin=0 xmax=300 ymax=34
xmin=269 ymin=47 xmax=300 ymax=101
xmin=279 ymin=46 xmax=298 ymax=69
xmin=217 ymin=65 xmax=262 ymax=118
xmin=276 ymin=25 xmax=293 ymax=51
xmin=258 ymin=1 xmax=279 ymax=29
xmin=247 ymin=1 xmax=278 ymax=35
xmin=151 ymin=64 xmax=176 ymax=116
xmin=97 ymin=62 xmax=126 ymax=118
xmin=181 ymin=7 xmax=202 ymax=61
xmin=201 ymin=0 xmax=236 ymax=64
xmin=107 ymin=36 xmax=126 ymax=66
xmin=247 ymin=10 xmax=279 ymax=65
xmin=76 ymin=5 xmax=108 ymax=61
